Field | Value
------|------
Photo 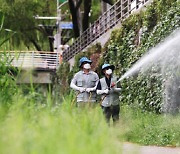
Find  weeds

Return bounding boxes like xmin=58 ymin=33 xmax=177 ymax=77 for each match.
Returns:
xmin=117 ymin=105 xmax=180 ymax=147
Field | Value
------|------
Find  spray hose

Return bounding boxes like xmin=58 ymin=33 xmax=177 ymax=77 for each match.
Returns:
xmin=71 ymin=90 xmax=93 ymax=108
xmin=100 ymin=94 xmax=107 ymax=105
xmin=71 ymin=91 xmax=80 ymax=107
xmin=88 ymin=92 xmax=92 ymax=107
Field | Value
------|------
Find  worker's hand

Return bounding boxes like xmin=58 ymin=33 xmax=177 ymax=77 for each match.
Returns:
xmin=103 ymin=89 xmax=109 ymax=94
xmin=78 ymin=87 xmax=86 ymax=93
xmin=86 ymin=88 xmax=94 ymax=93
xmin=109 ymin=88 xmax=115 ymax=94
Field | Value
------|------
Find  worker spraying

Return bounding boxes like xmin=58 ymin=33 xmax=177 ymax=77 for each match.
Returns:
xmin=96 ymin=64 xmax=121 ymax=125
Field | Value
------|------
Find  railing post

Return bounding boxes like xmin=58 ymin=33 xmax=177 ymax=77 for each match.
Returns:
xmin=114 ymin=2 xmax=117 ymax=25
xmin=79 ymin=36 xmax=81 ymax=51
xmin=56 ymin=52 xmax=59 ymax=69
xmin=121 ymin=0 xmax=123 ymax=19
xmin=127 ymin=0 xmax=130 ymax=16
xmin=32 ymin=51 xmax=34 ymax=67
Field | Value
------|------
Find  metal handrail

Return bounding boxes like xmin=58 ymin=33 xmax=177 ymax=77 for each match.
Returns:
xmin=0 ymin=51 xmax=60 ymax=70
xmin=63 ymin=0 xmax=151 ymax=61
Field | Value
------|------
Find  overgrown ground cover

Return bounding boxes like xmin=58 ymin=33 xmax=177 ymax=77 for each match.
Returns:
xmin=117 ymin=105 xmax=180 ymax=147
xmin=0 ymin=93 xmax=122 ymax=154
xmin=0 ymin=91 xmax=180 ymax=154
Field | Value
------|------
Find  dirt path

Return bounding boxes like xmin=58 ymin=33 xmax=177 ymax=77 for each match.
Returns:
xmin=122 ymin=142 xmax=180 ymax=154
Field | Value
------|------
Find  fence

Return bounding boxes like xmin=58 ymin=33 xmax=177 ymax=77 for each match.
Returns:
xmin=0 ymin=51 xmax=60 ymax=70
xmin=63 ymin=0 xmax=150 ymax=61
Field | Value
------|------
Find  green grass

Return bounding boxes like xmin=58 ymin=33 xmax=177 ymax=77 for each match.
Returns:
xmin=117 ymin=105 xmax=180 ymax=147
xmin=0 ymin=94 xmax=122 ymax=154
xmin=0 ymin=74 xmax=180 ymax=154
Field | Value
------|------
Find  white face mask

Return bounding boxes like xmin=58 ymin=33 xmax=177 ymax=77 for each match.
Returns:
xmin=106 ymin=69 xmax=112 ymax=75
xmin=83 ymin=63 xmax=91 ymax=69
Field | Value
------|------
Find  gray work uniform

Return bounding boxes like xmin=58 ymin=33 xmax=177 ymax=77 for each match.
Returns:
xmin=99 ymin=76 xmax=120 ymax=107
xmin=70 ymin=70 xmax=99 ymax=103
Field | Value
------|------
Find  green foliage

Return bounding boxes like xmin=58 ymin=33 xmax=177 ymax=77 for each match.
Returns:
xmin=0 ymin=11 xmax=4 ymax=31
xmin=90 ymin=0 xmax=101 ymax=22
xmin=0 ymin=13 xmax=18 ymax=105
xmin=0 ymin=0 xmax=110 ymax=51
xmin=121 ymin=75 xmax=163 ymax=112
xmin=0 ymin=92 xmax=179 ymax=151
xmin=0 ymin=0 xmax=56 ymax=50
xmin=118 ymin=105 xmax=180 ymax=146
xmin=0 ymin=94 xmax=121 ymax=154
xmin=56 ymin=62 xmax=72 ymax=96
xmin=104 ymin=0 xmax=180 ymax=112
xmin=0 ymin=11 xmax=16 ymax=47
xmin=0 ymin=54 xmax=18 ymax=105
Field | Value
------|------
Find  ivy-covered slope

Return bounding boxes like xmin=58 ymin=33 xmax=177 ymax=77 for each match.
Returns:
xmin=104 ymin=0 xmax=180 ymax=112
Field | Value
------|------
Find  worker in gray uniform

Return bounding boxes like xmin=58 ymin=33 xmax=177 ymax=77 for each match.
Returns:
xmin=96 ymin=64 xmax=121 ymax=124
xmin=70 ymin=57 xmax=99 ymax=107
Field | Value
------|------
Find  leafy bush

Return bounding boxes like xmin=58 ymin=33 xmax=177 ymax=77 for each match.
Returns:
xmin=56 ymin=62 xmax=72 ymax=96
xmin=0 ymin=12 xmax=18 ymax=105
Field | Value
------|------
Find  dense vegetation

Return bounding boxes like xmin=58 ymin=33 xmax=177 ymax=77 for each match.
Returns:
xmin=118 ymin=105 xmax=180 ymax=146
xmin=0 ymin=93 xmax=122 ymax=154
xmin=105 ymin=0 xmax=180 ymax=113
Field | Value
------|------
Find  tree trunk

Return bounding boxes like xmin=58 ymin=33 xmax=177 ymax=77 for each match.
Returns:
xmin=68 ymin=0 xmax=113 ymax=37
xmin=44 ymin=27 xmax=55 ymax=52
xmin=102 ymin=0 xmax=113 ymax=5
xmin=30 ymin=39 xmax=42 ymax=51
xmin=82 ymin=0 xmax=92 ymax=31
xmin=48 ymin=37 xmax=54 ymax=52
xmin=68 ymin=0 xmax=82 ymax=38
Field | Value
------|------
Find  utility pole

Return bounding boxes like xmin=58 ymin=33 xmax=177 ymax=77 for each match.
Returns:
xmin=56 ymin=0 xmax=68 ymax=53
xmin=35 ymin=0 xmax=68 ymax=53
xmin=56 ymin=0 xmax=61 ymax=52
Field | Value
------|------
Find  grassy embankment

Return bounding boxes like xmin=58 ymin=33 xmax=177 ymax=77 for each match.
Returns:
xmin=0 ymin=91 xmax=179 ymax=154
xmin=117 ymin=105 xmax=180 ymax=147
xmin=0 ymin=93 xmax=122 ymax=154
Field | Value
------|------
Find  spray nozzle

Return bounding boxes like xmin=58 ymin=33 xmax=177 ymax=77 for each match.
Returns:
xmin=111 ymin=82 xmax=115 ymax=88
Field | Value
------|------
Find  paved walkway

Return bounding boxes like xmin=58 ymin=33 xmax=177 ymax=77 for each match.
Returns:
xmin=122 ymin=142 xmax=180 ymax=154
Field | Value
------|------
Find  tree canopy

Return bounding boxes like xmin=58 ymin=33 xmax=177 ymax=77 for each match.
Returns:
xmin=69 ymin=0 xmax=114 ymax=37
xmin=0 ymin=0 xmax=114 ymax=51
